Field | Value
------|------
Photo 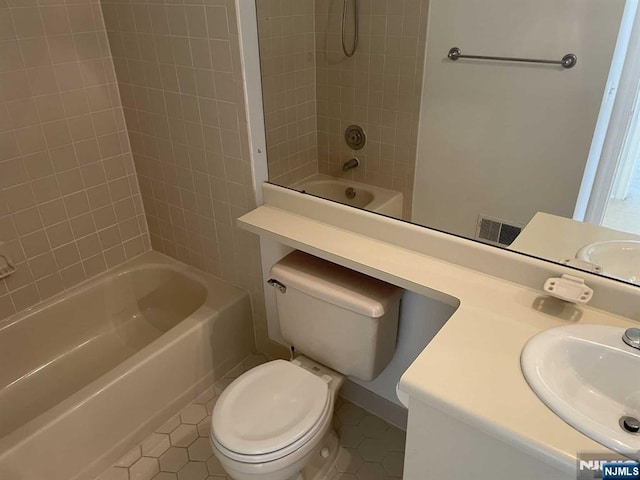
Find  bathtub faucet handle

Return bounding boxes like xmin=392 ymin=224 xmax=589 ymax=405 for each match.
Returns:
xmin=342 ymin=158 xmax=359 ymax=171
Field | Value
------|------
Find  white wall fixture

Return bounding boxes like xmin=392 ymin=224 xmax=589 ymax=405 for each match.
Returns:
xmin=543 ymin=274 xmax=593 ymax=304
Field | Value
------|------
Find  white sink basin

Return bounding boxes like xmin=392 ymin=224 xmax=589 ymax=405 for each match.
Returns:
xmin=521 ymin=325 xmax=640 ymax=460
xmin=577 ymin=241 xmax=640 ymax=285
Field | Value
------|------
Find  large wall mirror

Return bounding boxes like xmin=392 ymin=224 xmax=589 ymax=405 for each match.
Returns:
xmin=256 ymin=0 xmax=640 ymax=287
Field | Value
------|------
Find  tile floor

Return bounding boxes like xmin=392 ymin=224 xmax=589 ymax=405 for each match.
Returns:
xmin=95 ymin=355 xmax=406 ymax=480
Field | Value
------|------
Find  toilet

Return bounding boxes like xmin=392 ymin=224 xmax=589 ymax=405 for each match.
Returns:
xmin=210 ymin=251 xmax=403 ymax=480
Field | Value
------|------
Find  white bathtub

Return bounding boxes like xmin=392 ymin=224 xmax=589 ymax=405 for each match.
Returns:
xmin=0 ymin=252 xmax=254 ymax=480
xmin=292 ymin=174 xmax=404 ymax=219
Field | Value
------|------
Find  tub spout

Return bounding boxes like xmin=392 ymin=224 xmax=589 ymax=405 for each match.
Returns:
xmin=342 ymin=158 xmax=359 ymax=171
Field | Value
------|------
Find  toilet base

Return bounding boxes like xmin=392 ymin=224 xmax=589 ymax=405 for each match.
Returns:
xmin=299 ymin=429 xmax=339 ymax=480
xmin=212 ymin=428 xmax=340 ymax=480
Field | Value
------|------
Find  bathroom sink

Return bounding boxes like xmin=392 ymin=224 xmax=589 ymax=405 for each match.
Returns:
xmin=576 ymin=241 xmax=640 ymax=285
xmin=521 ymin=325 xmax=640 ymax=460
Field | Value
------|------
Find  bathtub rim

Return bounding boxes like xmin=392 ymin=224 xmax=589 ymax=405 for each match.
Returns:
xmin=0 ymin=251 xmax=246 ymax=332
xmin=288 ymin=173 xmax=403 ymax=212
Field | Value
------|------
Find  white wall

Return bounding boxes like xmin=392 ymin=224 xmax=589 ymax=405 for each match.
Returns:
xmin=412 ymin=0 xmax=626 ymax=239
xmin=404 ymin=399 xmax=572 ymax=480
xmin=574 ymin=0 xmax=639 ymax=220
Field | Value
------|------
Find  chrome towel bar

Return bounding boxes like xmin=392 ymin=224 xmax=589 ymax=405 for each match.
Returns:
xmin=447 ymin=47 xmax=577 ymax=69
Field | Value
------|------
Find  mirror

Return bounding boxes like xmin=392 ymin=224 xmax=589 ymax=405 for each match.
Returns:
xmin=256 ymin=0 xmax=640 ymax=287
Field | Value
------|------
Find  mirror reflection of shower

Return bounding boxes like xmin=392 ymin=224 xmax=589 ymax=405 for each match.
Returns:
xmin=342 ymin=0 xmax=359 ymax=57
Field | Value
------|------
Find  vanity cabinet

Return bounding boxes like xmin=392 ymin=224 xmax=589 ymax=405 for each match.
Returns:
xmin=404 ymin=399 xmax=571 ymax=480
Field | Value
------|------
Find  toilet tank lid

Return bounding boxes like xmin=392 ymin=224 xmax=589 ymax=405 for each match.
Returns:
xmin=270 ymin=251 xmax=403 ymax=318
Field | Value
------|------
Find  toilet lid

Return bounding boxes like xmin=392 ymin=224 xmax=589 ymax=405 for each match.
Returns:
xmin=212 ymin=360 xmax=330 ymax=457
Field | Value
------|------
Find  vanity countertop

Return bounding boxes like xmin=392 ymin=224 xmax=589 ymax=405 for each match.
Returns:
xmin=238 ymin=200 xmax=639 ymax=475
xmin=396 ymin=273 xmax=635 ymax=474
xmin=510 ymin=212 xmax=640 ymax=260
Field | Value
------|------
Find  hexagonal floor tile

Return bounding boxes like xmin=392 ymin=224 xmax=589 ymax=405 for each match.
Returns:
xmin=357 ymin=438 xmax=387 ymax=462
xmin=197 ymin=417 xmax=211 ymax=438
xmin=242 ymin=354 xmax=268 ymax=370
xmin=333 ymin=474 xmax=358 ymax=480
xmin=334 ymin=448 xmax=364 ymax=474
xmin=159 ymin=447 xmax=189 ymax=473
xmin=193 ymin=387 xmax=216 ymax=405
xmin=382 ymin=451 xmax=404 ymax=477
xmin=177 ymin=461 xmax=208 ymax=480
xmin=224 ymin=363 xmax=248 ymax=379
xmin=206 ymin=455 xmax=226 ymax=476
xmin=129 ymin=457 xmax=159 ymax=480
xmin=384 ymin=427 xmax=406 ymax=453
xmin=213 ymin=377 xmax=234 ymax=394
xmin=170 ymin=424 xmax=198 ymax=447
xmin=188 ymin=437 xmax=213 ymax=462
xmin=355 ymin=461 xmax=388 ymax=480
xmin=142 ymin=433 xmax=171 ymax=458
xmin=152 ymin=473 xmax=177 ymax=480
xmin=338 ymin=424 xmax=364 ymax=448
xmin=205 ymin=397 xmax=218 ymax=415
xmin=180 ymin=404 xmax=208 ymax=425
xmin=156 ymin=415 xmax=181 ymax=435
xmin=358 ymin=415 xmax=388 ymax=439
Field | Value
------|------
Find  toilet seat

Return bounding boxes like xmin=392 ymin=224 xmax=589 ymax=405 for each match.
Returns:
xmin=212 ymin=360 xmax=331 ymax=464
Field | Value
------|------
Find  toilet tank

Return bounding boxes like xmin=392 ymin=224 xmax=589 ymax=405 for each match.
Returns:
xmin=270 ymin=251 xmax=403 ymax=381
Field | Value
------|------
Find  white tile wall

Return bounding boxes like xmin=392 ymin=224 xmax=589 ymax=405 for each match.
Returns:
xmin=257 ymin=0 xmax=318 ymax=186
xmin=258 ymin=0 xmax=430 ymax=219
xmin=0 ymin=0 xmax=150 ymax=319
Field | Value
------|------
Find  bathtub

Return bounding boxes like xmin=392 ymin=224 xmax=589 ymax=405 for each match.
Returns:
xmin=291 ymin=174 xmax=404 ymax=219
xmin=0 ymin=252 xmax=254 ymax=480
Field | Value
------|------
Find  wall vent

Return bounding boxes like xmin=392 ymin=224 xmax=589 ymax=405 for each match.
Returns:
xmin=476 ymin=215 xmax=523 ymax=247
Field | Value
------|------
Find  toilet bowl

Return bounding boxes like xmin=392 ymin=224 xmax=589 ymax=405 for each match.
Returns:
xmin=210 ymin=251 xmax=403 ymax=480
xmin=210 ymin=357 xmax=343 ymax=480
